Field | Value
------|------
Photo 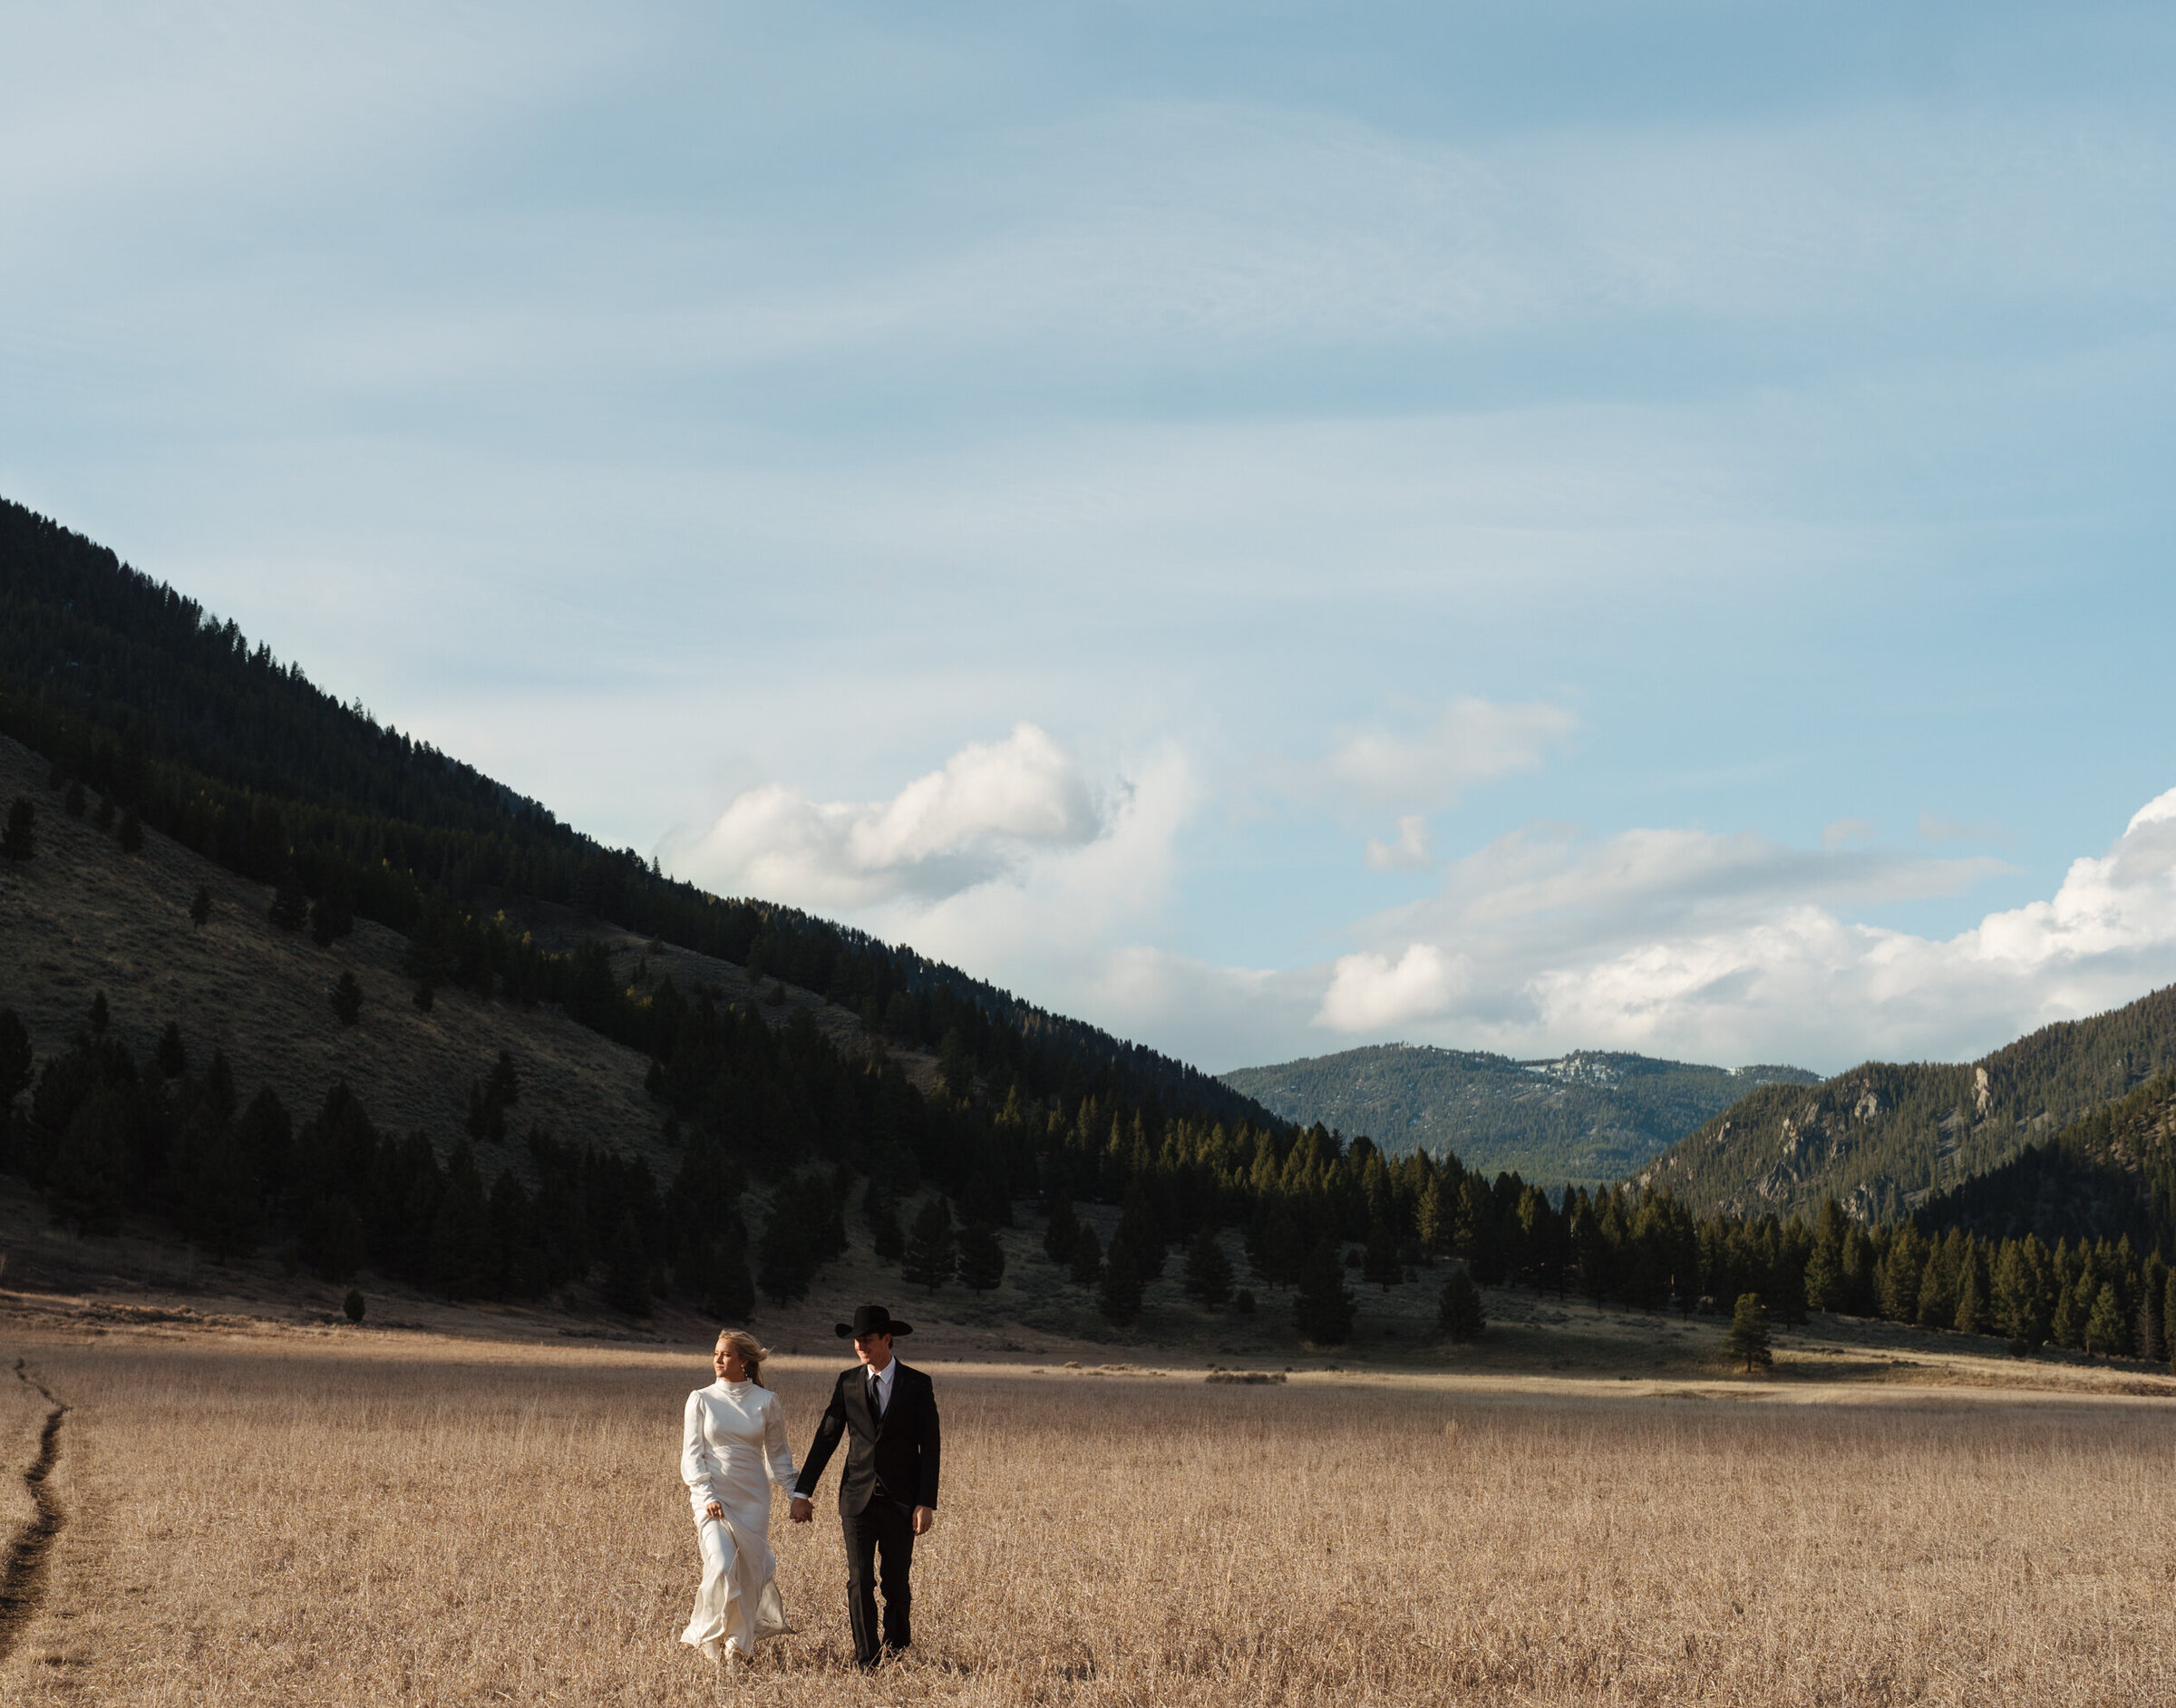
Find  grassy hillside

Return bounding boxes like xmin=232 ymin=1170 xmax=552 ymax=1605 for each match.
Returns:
xmin=1221 ymin=1043 xmax=1816 ymax=1183
xmin=1641 ymin=984 xmax=2176 ymax=1220
xmin=0 ymin=493 xmax=1275 ymax=1140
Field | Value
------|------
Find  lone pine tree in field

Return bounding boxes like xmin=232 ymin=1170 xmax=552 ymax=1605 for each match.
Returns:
xmin=1727 ymin=1293 xmax=1773 ymax=1373
xmin=1438 ymin=1269 xmax=1486 ymax=1343
xmin=1295 ymin=1239 xmax=1355 ymax=1346
xmin=189 ymin=884 xmax=212 ymax=928
xmin=1 ymin=796 xmax=33 ymax=862
xmin=1182 ymin=1224 xmax=1234 ymax=1307
xmin=331 ymin=971 xmax=363 ymax=1026
xmin=957 ymin=1218 xmax=1005 ymax=1295
xmin=901 ymin=1197 xmax=957 ymax=1294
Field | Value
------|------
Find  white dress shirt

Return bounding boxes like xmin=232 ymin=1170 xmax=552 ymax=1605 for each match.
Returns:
xmin=865 ymin=1357 xmax=896 ymax=1419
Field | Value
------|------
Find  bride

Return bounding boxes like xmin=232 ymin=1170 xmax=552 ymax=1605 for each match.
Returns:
xmin=679 ymin=1330 xmax=799 ymax=1664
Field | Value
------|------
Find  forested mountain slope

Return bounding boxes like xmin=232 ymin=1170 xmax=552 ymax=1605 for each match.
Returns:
xmin=1221 ymin=1043 xmax=1814 ymax=1183
xmin=0 ymin=496 xmax=1273 ymax=1138
xmin=1640 ymin=984 xmax=2176 ymax=1221
xmin=1913 ymin=1066 xmax=2176 ymax=1250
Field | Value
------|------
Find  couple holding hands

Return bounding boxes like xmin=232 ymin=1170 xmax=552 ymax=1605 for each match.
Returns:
xmin=677 ymin=1304 xmax=940 ymax=1672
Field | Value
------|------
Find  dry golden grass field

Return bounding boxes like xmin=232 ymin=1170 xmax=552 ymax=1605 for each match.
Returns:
xmin=0 ymin=1321 xmax=2171 ymax=1707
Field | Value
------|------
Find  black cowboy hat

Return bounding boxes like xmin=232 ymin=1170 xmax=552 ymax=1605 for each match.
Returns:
xmin=836 ymin=1304 xmax=912 ymax=1339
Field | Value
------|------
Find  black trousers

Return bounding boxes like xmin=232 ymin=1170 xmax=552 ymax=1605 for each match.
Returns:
xmin=841 ymin=1499 xmax=915 ymax=1665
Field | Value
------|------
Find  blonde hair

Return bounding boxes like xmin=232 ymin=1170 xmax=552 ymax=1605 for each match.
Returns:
xmin=716 ymin=1329 xmax=771 ymax=1388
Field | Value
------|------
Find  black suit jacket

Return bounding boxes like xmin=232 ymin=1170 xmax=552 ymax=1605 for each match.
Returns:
xmin=794 ymin=1360 xmax=941 ymax=1516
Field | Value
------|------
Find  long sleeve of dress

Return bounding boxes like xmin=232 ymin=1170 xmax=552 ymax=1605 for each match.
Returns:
xmin=682 ymin=1391 xmax=724 ymax=1512
xmin=761 ymin=1392 xmax=799 ymax=1491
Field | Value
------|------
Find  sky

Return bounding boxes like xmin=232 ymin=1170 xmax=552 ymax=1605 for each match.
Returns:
xmin=5 ymin=2 xmax=2176 ymax=1076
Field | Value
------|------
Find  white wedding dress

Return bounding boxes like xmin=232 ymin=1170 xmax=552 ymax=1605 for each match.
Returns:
xmin=678 ymin=1378 xmax=799 ymax=1662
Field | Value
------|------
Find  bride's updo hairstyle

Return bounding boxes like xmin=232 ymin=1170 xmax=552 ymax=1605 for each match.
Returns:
xmin=717 ymin=1329 xmax=772 ymax=1388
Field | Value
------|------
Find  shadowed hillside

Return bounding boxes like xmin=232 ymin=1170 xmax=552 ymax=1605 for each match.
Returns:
xmin=1222 ymin=1043 xmax=1815 ymax=1182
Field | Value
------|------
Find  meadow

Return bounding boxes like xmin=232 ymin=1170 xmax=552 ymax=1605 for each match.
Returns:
xmin=1 ymin=1325 xmax=2171 ymax=1706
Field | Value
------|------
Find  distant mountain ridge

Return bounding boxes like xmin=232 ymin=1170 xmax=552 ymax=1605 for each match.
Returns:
xmin=1638 ymin=983 xmax=2176 ymax=1222
xmin=1219 ymin=1043 xmax=1816 ymax=1183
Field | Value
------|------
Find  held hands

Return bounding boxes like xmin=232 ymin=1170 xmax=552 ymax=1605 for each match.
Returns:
xmin=790 ymin=1496 xmax=812 ymax=1524
xmin=912 ymin=1506 xmax=935 ymax=1537
xmin=704 ymin=1500 xmax=724 ymax=1521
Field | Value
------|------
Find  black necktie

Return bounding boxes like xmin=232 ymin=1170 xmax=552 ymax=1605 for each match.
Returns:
xmin=869 ymin=1373 xmax=884 ymax=1422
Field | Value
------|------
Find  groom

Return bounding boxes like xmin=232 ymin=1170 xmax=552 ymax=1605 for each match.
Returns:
xmin=790 ymin=1304 xmax=942 ymax=1669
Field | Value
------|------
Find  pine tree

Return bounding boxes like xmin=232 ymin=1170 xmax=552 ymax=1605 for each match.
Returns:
xmin=1 ymin=797 xmax=34 ymax=863
xmin=0 ymin=1010 xmax=31 ymax=1108
xmin=189 ymin=885 xmax=212 ymax=928
xmin=1043 ymin=1195 xmax=1079 ymax=1265
xmin=268 ymin=873 xmax=308 ymax=932
xmin=901 ymin=1198 xmax=957 ymax=1295
xmin=757 ymin=1179 xmax=823 ymax=1305
xmin=1098 ymin=1235 xmax=1144 ymax=1325
xmin=1113 ymin=1189 xmax=1165 ymax=1280
xmin=2051 ymin=1274 xmax=2086 ymax=1350
xmin=300 ymin=1194 xmax=365 ymax=1282
xmin=1803 ymin=1240 xmax=1842 ymax=1313
xmin=156 ymin=1021 xmax=189 ymax=1080
xmin=1414 ymin=1175 xmax=1449 ymax=1256
xmin=183 ymin=1116 xmax=260 ymax=1263
xmin=1363 ymin=1218 xmax=1403 ymax=1292
xmin=1231 ymin=1286 xmax=1256 ymax=1315
xmin=1954 ymin=1243 xmax=1994 ymax=1336
xmin=309 ymin=880 xmax=355 ymax=946
xmin=1294 ymin=1240 xmax=1355 ymax=1346
xmin=1181 ymin=1225 xmax=1234 ymax=1307
xmin=1256 ymin=1201 xmax=1304 ymax=1290
xmin=869 ymin=1196 xmax=905 ymax=1263
xmin=331 ymin=971 xmax=363 ymax=1026
xmin=343 ymin=1289 xmax=366 ymax=1324
xmin=698 ymin=1226 xmax=757 ymax=1323
xmin=1726 ymin=1293 xmax=1773 ymax=1373
xmin=1438 ymin=1268 xmax=1486 ymax=1342
xmin=49 ymin=1084 xmax=131 ymax=1234
xmin=2085 ymin=1282 xmax=2127 ymax=1359
xmin=603 ymin=1211 xmax=653 ymax=1315
xmin=1068 ymin=1221 xmax=1103 ymax=1287
xmin=88 ymin=991 xmax=109 ymax=1035
xmin=957 ymin=1219 xmax=1006 ymax=1294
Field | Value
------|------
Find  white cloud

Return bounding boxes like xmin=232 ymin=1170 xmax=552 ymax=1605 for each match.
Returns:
xmin=675 ymin=723 xmax=1100 ymax=909
xmin=1289 ymin=786 xmax=2176 ymax=1072
xmin=1316 ymin=944 xmax=1468 ymax=1033
xmin=1821 ymin=817 xmax=1876 ymax=848
xmin=1364 ymin=814 xmax=1433 ymax=871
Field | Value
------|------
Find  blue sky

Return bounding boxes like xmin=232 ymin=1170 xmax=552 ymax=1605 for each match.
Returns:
xmin=5 ymin=2 xmax=2175 ymax=1074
